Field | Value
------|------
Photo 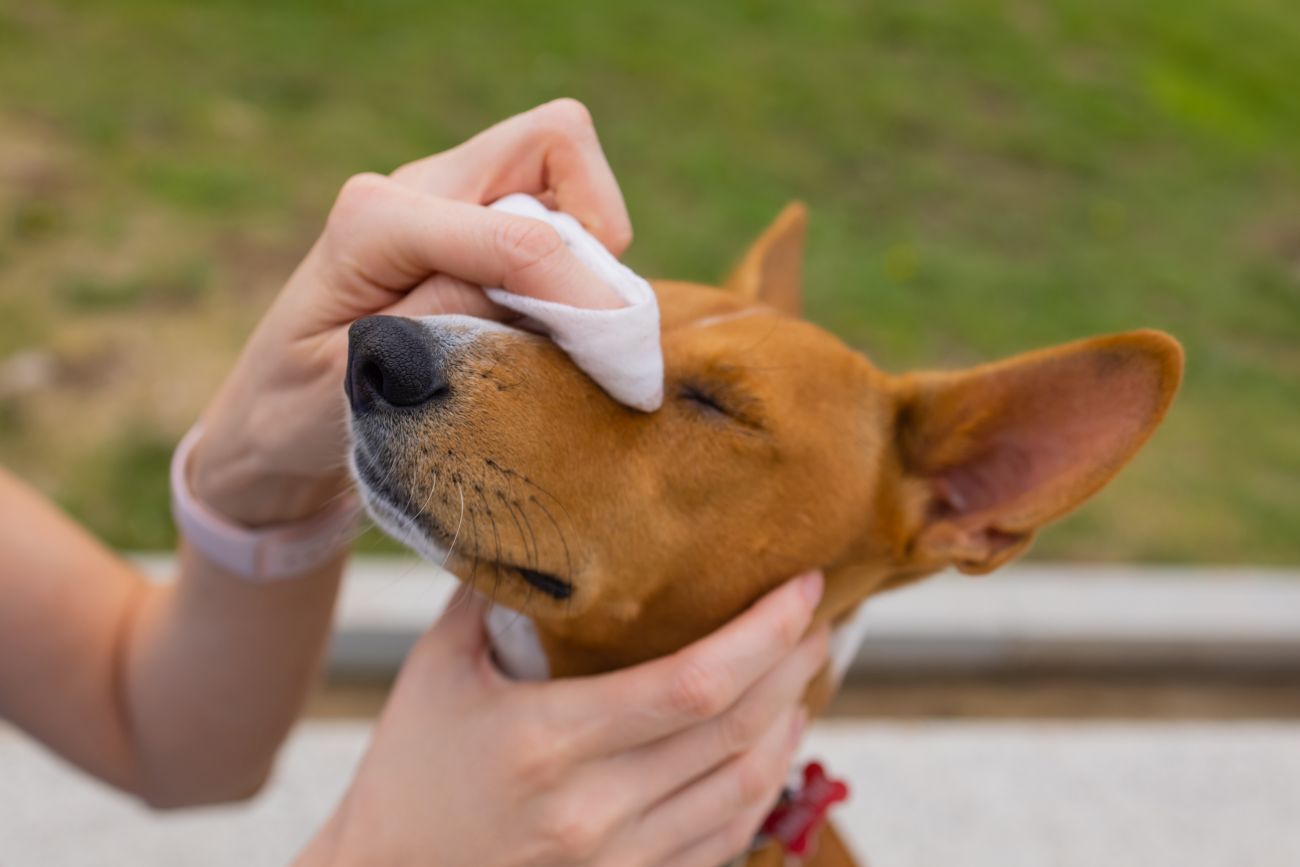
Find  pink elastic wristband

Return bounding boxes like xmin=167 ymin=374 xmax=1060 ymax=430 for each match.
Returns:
xmin=170 ymin=425 xmax=360 ymax=581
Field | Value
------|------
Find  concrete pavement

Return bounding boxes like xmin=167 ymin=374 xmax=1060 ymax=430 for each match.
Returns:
xmin=6 ymin=559 xmax=1296 ymax=865
xmin=4 ymin=718 xmax=1300 ymax=866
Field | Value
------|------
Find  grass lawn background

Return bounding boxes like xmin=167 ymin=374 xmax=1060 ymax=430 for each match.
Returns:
xmin=0 ymin=0 xmax=1296 ymax=562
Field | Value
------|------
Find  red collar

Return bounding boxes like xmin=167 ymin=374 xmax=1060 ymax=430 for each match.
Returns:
xmin=758 ymin=761 xmax=850 ymax=862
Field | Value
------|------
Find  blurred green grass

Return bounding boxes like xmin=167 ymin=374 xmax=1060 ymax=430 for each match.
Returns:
xmin=0 ymin=0 xmax=1296 ymax=562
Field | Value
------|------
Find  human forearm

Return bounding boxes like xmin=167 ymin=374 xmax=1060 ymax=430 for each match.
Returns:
xmin=0 ymin=467 xmax=343 ymax=806
xmin=122 ymin=541 xmax=345 ymax=807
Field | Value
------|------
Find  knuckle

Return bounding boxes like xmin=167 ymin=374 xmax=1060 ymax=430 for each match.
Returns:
xmin=538 ymin=796 xmax=608 ymax=861
xmin=324 ymin=173 xmax=391 ymax=259
xmin=668 ymin=656 xmax=733 ymax=721
xmin=606 ymin=222 xmax=634 ymax=253
xmin=717 ymin=704 xmax=764 ymax=754
xmin=495 ymin=217 xmax=566 ymax=276
xmin=538 ymin=97 xmax=595 ymax=134
xmin=331 ymin=172 xmax=388 ymax=222
xmin=735 ymin=751 xmax=781 ymax=807
xmin=512 ymin=727 xmax=566 ymax=791
xmin=387 ymin=160 xmax=420 ymax=186
xmin=516 ymin=750 xmax=563 ymax=792
xmin=772 ymin=602 xmax=808 ymax=650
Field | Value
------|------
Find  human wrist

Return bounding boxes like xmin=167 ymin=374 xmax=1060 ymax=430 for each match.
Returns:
xmin=186 ymin=405 xmax=350 ymax=528
xmin=189 ymin=437 xmax=346 ymax=528
xmin=173 ymin=424 xmax=359 ymax=579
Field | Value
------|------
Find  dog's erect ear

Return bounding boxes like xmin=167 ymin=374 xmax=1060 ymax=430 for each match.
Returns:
xmin=893 ymin=330 xmax=1183 ymax=574
xmin=724 ymin=201 xmax=807 ymax=315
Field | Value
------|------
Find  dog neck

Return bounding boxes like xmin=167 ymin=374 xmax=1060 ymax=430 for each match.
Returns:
xmin=484 ymin=600 xmax=872 ymax=685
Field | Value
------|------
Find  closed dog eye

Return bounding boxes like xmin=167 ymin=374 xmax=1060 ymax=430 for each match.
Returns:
xmin=678 ymin=383 xmax=766 ymax=433
xmin=680 ymin=384 xmax=732 ymax=418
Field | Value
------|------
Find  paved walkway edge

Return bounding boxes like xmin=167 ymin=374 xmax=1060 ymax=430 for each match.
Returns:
xmin=129 ymin=555 xmax=1300 ymax=676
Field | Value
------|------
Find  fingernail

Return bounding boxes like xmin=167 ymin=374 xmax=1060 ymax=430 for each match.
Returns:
xmin=796 ymin=570 xmax=824 ymax=607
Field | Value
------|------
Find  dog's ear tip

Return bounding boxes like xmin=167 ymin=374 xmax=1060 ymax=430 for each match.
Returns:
xmin=724 ymin=201 xmax=810 ymax=314
xmin=770 ymin=201 xmax=809 ymax=238
xmin=1129 ymin=328 xmax=1184 ymax=380
xmin=1089 ymin=328 xmax=1186 ymax=415
xmin=1102 ymin=328 xmax=1183 ymax=362
xmin=778 ymin=199 xmax=809 ymax=220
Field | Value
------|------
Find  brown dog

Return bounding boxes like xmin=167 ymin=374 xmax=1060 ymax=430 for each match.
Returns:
xmin=346 ymin=204 xmax=1183 ymax=866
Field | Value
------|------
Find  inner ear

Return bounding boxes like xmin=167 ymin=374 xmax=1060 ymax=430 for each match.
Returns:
xmin=894 ymin=330 xmax=1183 ymax=574
xmin=723 ymin=201 xmax=807 ymax=316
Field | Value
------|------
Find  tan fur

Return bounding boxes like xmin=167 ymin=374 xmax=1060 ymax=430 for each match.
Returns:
xmin=366 ymin=205 xmax=1183 ymax=865
xmin=725 ymin=201 xmax=808 ymax=316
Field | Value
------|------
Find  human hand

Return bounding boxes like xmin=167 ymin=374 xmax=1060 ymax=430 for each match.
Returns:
xmin=298 ymin=572 xmax=829 ymax=867
xmin=190 ymin=99 xmax=633 ymax=526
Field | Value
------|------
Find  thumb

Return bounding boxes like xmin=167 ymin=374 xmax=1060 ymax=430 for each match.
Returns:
xmin=423 ymin=585 xmax=493 ymax=658
xmin=388 ymin=587 xmax=492 ymax=706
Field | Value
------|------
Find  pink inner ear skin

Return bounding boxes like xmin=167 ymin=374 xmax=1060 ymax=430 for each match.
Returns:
xmin=919 ymin=334 xmax=1182 ymax=531
xmin=897 ymin=330 xmax=1182 ymax=573
xmin=935 ymin=443 xmax=1031 ymax=516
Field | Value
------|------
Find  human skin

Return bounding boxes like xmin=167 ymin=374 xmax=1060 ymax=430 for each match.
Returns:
xmin=0 ymin=100 xmax=826 ymax=865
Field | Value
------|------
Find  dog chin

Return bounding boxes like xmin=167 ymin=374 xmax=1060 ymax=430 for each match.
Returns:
xmin=348 ymin=449 xmax=450 ymax=564
xmin=346 ymin=428 xmax=578 ymax=606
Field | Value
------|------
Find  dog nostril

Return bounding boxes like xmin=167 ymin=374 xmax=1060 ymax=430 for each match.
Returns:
xmin=358 ymin=358 xmax=387 ymax=401
xmin=370 ymin=357 xmax=449 ymax=408
xmin=347 ymin=315 xmax=450 ymax=412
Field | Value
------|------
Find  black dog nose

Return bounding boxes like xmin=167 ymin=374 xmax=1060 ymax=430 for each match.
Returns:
xmin=346 ymin=316 xmax=448 ymax=412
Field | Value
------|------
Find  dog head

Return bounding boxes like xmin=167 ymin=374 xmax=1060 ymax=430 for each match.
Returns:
xmin=347 ymin=204 xmax=1183 ymax=675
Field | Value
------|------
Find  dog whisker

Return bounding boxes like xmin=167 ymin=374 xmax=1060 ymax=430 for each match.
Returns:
xmin=735 ymin=318 xmax=782 ymax=358
xmin=465 ymin=503 xmax=482 ymax=599
xmin=528 ymin=494 xmax=574 ymax=591
xmin=352 ymin=433 xmax=403 ymax=503
xmin=494 ymin=491 xmax=531 ymax=567
xmin=403 ymin=469 xmax=441 ymax=538
xmin=485 ymin=460 xmax=541 ymax=571
xmin=439 ymin=476 xmax=466 ymax=571
xmin=472 ymin=482 xmax=504 ymax=605
xmin=514 ymin=472 xmax=571 ymax=521
xmin=520 ymin=508 xmax=540 ymax=573
xmin=501 ymin=574 xmax=536 ymax=640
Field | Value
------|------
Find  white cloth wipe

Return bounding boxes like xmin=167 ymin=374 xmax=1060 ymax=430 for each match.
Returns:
xmin=484 ymin=193 xmax=664 ymax=412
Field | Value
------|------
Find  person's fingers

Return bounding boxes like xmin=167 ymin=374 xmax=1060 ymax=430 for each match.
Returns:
xmin=383 ymin=272 xmax=513 ymax=321
xmin=655 ymin=801 xmax=772 ymax=867
xmin=391 ymin=99 xmax=633 ymax=255
xmin=424 ymin=585 xmax=493 ymax=657
xmin=633 ymin=706 xmax=804 ymax=866
xmin=541 ymin=571 xmax=823 ymax=756
xmin=385 ymin=587 xmax=493 ymax=719
xmin=616 ymin=625 xmax=828 ymax=809
xmin=321 ymin=173 xmax=624 ymax=310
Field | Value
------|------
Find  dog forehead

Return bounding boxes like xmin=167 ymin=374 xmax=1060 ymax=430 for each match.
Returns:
xmin=653 ymin=280 xmax=752 ymax=329
xmin=652 ymin=278 xmax=886 ymax=391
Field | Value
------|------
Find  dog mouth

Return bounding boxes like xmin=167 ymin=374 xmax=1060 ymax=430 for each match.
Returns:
xmin=516 ymin=567 xmax=574 ymax=600
xmin=350 ymin=440 xmax=576 ymax=603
